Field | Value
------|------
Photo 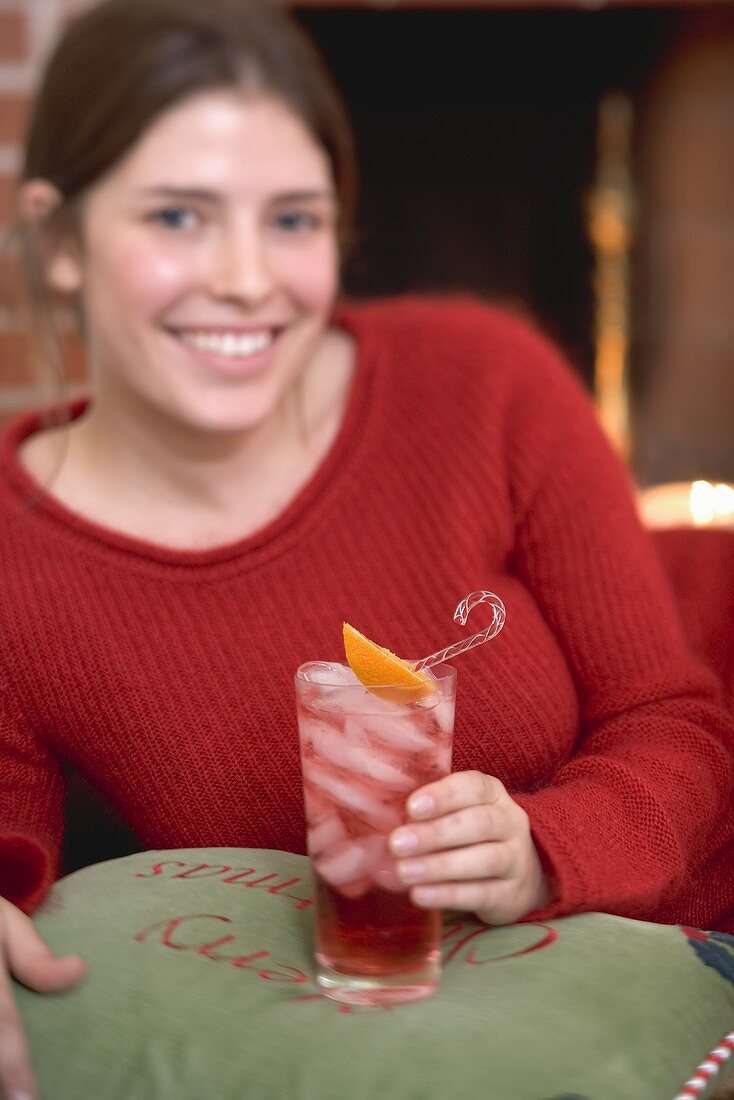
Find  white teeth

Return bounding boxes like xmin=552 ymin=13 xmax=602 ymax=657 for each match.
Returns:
xmin=178 ymin=329 xmax=275 ymax=358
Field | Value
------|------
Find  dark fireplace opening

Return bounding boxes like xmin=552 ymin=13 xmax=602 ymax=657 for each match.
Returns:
xmin=296 ymin=6 xmax=680 ymax=392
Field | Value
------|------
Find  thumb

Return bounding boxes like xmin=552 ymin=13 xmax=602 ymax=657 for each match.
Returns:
xmin=2 ymin=901 xmax=87 ymax=994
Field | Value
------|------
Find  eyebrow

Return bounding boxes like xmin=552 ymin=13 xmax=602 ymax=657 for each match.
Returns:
xmin=136 ymin=186 xmax=336 ymax=203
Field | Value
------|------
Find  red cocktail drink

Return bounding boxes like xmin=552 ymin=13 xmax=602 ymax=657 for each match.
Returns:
xmin=295 ymin=661 xmax=456 ymax=1004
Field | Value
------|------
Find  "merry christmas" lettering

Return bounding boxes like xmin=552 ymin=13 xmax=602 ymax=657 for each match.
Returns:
xmin=133 ymin=911 xmax=558 ymax=1013
xmin=135 ymin=912 xmax=309 ymax=984
xmin=134 ymin=860 xmax=313 ymax=910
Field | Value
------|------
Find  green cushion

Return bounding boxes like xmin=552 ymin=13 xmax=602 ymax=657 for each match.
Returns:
xmin=15 ymin=848 xmax=734 ymax=1099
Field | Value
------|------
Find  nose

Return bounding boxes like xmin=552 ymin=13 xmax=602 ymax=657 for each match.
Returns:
xmin=208 ymin=224 xmax=275 ymax=304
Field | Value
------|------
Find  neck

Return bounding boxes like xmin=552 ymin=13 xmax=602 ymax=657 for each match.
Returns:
xmin=75 ymin=379 xmax=304 ymax=513
xmin=24 ymin=328 xmax=355 ymax=548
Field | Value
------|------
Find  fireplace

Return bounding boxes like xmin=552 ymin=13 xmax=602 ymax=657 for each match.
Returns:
xmin=295 ymin=3 xmax=734 ymax=497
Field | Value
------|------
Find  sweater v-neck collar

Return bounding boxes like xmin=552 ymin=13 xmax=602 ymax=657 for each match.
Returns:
xmin=0 ymin=300 xmax=375 ymax=573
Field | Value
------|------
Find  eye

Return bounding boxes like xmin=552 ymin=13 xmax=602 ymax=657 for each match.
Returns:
xmin=148 ymin=206 xmax=200 ymax=230
xmin=273 ymin=210 xmax=322 ymax=233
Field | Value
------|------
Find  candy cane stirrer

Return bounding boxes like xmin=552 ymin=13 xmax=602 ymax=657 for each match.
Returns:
xmin=413 ymin=590 xmax=506 ymax=672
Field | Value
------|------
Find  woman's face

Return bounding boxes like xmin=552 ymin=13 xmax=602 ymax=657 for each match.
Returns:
xmin=51 ymin=91 xmax=340 ymax=435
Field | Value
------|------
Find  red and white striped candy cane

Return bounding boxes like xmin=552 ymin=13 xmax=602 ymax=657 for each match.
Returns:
xmin=673 ymin=1030 xmax=734 ymax=1099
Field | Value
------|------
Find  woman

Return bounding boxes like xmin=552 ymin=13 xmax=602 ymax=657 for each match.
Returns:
xmin=1 ymin=0 xmax=733 ymax=1096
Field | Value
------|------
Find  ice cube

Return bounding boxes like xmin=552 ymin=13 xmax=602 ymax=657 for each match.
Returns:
xmin=357 ymin=711 xmax=434 ymax=752
xmin=300 ymin=665 xmax=367 ymax=717
xmin=434 ymin=742 xmax=453 ymax=774
xmin=303 ymin=761 xmax=402 ymax=830
xmin=309 ymin=717 xmax=416 ymax=791
xmin=299 ymin=715 xmax=336 ymax=751
xmin=299 ymin=661 xmax=360 ymax=687
xmin=432 ymin=696 xmax=455 ymax=735
xmin=372 ymin=854 xmax=407 ymax=894
xmin=344 ymin=689 xmax=415 ymax=717
xmin=307 ymin=814 xmax=347 ymax=857
xmin=314 ymin=835 xmax=384 ymax=886
xmin=302 ymin=779 xmax=329 ymax=820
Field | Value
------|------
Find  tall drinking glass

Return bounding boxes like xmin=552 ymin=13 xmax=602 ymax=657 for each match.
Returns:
xmin=295 ymin=660 xmax=456 ymax=1005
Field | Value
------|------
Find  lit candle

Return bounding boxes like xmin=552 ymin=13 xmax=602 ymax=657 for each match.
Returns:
xmin=637 ymin=481 xmax=734 ymax=529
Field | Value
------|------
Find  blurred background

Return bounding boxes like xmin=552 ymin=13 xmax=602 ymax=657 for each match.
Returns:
xmin=1 ymin=0 xmax=733 ymax=523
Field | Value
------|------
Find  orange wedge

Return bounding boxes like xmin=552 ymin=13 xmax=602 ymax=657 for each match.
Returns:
xmin=343 ymin=622 xmax=436 ymax=702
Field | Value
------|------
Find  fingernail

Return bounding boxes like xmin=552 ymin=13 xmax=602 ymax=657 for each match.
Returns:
xmin=412 ymin=886 xmax=438 ymax=905
xmin=390 ymin=830 xmax=419 ymax=856
xmin=408 ymin=794 xmax=434 ymax=818
xmin=399 ymin=859 xmax=425 ymax=882
xmin=11 ymin=1091 xmax=34 ymax=1100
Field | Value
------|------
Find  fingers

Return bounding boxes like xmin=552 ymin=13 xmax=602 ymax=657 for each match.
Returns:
xmin=2 ymin=903 xmax=86 ymax=994
xmin=402 ymin=845 xmax=550 ymax=924
xmin=0 ymin=899 xmax=87 ymax=1100
xmin=409 ymin=878 xmax=542 ymax=926
xmin=407 ymin=771 xmax=506 ymax=821
xmin=383 ymin=771 xmax=546 ymax=926
xmin=390 ymin=804 xmax=503 ymax=856
xmin=0 ymin=976 xmax=35 ymax=1100
xmin=390 ymin=773 xmax=521 ymax=859
xmin=0 ymin=907 xmax=36 ymax=1100
xmin=407 ymin=879 xmax=508 ymax=915
xmin=397 ymin=840 xmax=513 ymax=887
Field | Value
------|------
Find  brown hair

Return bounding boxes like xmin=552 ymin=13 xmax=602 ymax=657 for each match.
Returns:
xmin=12 ymin=0 xmax=358 ymax=404
xmin=23 ymin=0 xmax=357 ymax=244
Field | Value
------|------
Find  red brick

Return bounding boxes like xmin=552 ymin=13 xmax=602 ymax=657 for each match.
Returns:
xmin=0 ymin=330 xmax=32 ymax=385
xmin=0 ymin=12 xmax=28 ymax=63
xmin=0 ymin=176 xmax=19 ymax=226
xmin=0 ymin=327 xmax=87 ymax=387
xmin=0 ymin=95 xmax=30 ymax=145
xmin=60 ymin=331 xmax=87 ymax=382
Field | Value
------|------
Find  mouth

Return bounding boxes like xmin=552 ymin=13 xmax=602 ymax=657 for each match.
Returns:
xmin=169 ymin=326 xmax=286 ymax=360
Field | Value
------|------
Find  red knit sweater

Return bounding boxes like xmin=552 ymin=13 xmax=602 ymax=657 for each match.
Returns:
xmin=1 ymin=296 xmax=733 ymax=930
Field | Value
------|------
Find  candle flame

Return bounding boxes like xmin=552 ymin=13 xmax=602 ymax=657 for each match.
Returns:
xmin=638 ymin=481 xmax=734 ymax=528
xmin=690 ymin=481 xmax=734 ymax=526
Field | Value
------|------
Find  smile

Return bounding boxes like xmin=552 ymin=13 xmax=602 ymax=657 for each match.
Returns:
xmin=173 ymin=328 xmax=282 ymax=359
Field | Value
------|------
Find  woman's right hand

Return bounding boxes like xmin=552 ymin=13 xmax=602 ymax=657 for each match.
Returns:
xmin=0 ymin=896 xmax=86 ymax=1100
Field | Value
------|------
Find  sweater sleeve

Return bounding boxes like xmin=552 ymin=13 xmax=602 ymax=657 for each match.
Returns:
xmin=0 ymin=670 xmax=64 ymax=914
xmin=501 ymin=319 xmax=734 ymax=924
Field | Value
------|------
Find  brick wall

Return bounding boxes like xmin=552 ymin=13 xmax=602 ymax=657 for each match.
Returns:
xmin=0 ymin=0 xmax=90 ymax=423
xmin=633 ymin=9 xmax=734 ymax=485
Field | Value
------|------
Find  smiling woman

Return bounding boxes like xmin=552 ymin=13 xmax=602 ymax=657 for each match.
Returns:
xmin=19 ymin=84 xmax=357 ymax=544
xmin=13 ymin=0 xmax=358 ymax=548
xmin=26 ymin=92 xmax=342 ymax=430
xmin=17 ymin=90 xmax=355 ymax=545
xmin=2 ymin=2 xmax=734 ymax=1099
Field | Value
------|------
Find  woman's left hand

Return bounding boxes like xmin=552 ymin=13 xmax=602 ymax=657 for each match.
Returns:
xmin=388 ymin=770 xmax=552 ymax=926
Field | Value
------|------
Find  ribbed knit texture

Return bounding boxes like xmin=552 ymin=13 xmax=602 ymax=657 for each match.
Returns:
xmin=1 ymin=296 xmax=733 ymax=930
xmin=652 ymin=528 xmax=734 ymax=711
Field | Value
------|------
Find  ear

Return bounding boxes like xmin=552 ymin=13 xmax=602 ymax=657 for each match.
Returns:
xmin=18 ymin=178 xmax=62 ymax=222
xmin=18 ymin=178 xmax=83 ymax=294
